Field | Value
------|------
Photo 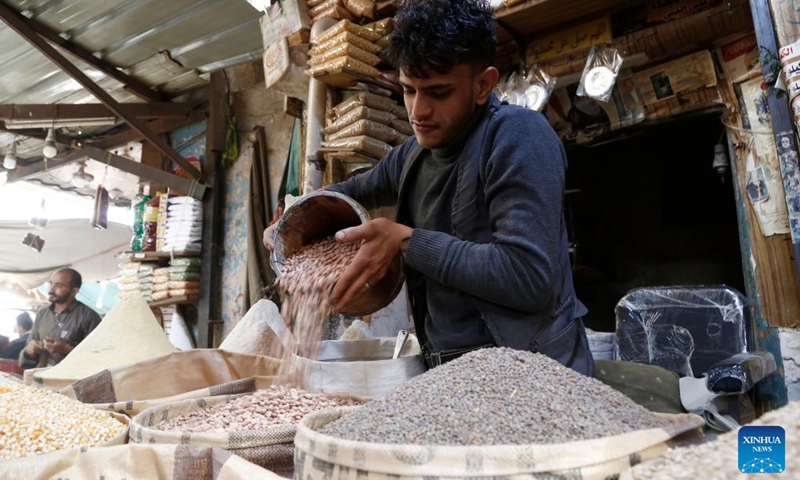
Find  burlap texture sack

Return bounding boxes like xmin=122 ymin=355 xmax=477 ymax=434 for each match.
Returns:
xmin=294 ymin=407 xmax=705 ymax=480
xmin=0 ymin=444 xmax=284 ymax=480
xmin=59 ymin=349 xmax=281 ymax=415
xmin=130 ymin=391 xmax=365 ymax=477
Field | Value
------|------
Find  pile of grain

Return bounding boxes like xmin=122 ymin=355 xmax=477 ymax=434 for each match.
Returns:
xmin=320 ymin=347 xmax=669 ymax=445
xmin=625 ymin=401 xmax=800 ymax=479
xmin=37 ymin=295 xmax=177 ymax=383
xmin=275 ymin=236 xmax=358 ymax=359
xmin=154 ymin=385 xmax=364 ymax=433
xmin=0 ymin=381 xmax=125 ymax=459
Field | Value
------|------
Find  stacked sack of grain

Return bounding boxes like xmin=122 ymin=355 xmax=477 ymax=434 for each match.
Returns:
xmin=322 ymin=90 xmax=410 ymax=160
xmin=307 ymin=20 xmax=382 ymax=79
xmin=116 ymin=261 xmax=161 ymax=302
xmin=150 ymin=265 xmax=171 ymax=302
xmin=163 ymin=197 xmax=202 ymax=253
xmin=167 ymin=257 xmax=201 ymax=301
xmin=308 ymin=0 xmax=374 ymax=25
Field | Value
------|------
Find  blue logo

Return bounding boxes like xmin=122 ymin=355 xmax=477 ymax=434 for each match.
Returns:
xmin=738 ymin=425 xmax=785 ymax=474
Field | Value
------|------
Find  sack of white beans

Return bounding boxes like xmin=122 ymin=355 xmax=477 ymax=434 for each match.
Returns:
xmin=129 ymin=387 xmax=368 ymax=477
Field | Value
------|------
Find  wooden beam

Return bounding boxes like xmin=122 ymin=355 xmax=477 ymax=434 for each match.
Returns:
xmin=0 ymin=103 xmax=203 ymax=122
xmin=0 ymin=2 xmax=167 ymax=103
xmin=0 ymin=4 xmax=202 ymax=180
xmin=80 ymin=145 xmax=206 ymax=199
xmin=6 ymin=150 xmax=85 ymax=182
xmin=198 ymin=71 xmax=226 ymax=348
xmin=1 ymin=113 xmax=207 ymax=181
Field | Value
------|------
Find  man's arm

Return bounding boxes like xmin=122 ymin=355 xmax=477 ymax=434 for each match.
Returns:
xmin=404 ymin=110 xmax=565 ymax=313
xmin=19 ymin=315 xmax=42 ymax=369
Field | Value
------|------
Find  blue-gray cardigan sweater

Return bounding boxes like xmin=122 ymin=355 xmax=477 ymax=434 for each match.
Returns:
xmin=328 ymin=94 xmax=594 ymax=376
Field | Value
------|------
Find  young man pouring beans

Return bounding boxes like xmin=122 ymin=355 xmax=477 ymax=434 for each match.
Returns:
xmin=265 ymin=0 xmax=594 ymax=375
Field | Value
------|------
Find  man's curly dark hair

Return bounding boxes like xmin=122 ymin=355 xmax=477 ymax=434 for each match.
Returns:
xmin=387 ymin=0 xmax=497 ymax=78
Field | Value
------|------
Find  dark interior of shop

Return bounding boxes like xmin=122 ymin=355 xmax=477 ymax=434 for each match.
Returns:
xmin=565 ymin=113 xmax=746 ymax=333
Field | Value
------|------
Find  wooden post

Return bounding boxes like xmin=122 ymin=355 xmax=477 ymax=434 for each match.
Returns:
xmin=197 ymin=71 xmax=227 ymax=348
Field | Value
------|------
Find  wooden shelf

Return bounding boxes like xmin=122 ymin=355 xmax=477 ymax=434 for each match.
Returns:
xmin=118 ymin=250 xmax=200 ymax=260
xmin=148 ymin=295 xmax=197 ymax=308
xmin=496 ymin=0 xmax=647 ymax=42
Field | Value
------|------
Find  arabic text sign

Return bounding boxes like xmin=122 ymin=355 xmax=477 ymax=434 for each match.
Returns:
xmin=527 ymin=17 xmax=611 ymax=64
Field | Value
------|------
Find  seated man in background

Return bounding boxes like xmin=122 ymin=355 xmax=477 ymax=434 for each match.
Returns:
xmin=19 ymin=268 xmax=102 ymax=369
xmin=0 ymin=312 xmax=33 ymax=360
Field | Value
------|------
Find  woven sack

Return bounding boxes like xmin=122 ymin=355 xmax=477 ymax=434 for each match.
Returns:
xmin=130 ymin=392 xmax=366 ymax=477
xmin=0 ymin=444 xmax=284 ymax=480
xmin=294 ymin=407 xmax=705 ymax=480
xmin=60 ymin=349 xmax=281 ymax=415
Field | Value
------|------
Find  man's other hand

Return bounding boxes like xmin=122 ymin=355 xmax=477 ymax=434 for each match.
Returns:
xmin=24 ymin=339 xmax=41 ymax=358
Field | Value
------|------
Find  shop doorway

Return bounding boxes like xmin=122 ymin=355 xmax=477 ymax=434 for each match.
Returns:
xmin=565 ymin=113 xmax=746 ymax=332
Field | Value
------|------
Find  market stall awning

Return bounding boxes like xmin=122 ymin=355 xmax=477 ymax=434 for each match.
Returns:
xmin=0 ymin=219 xmax=130 ymax=290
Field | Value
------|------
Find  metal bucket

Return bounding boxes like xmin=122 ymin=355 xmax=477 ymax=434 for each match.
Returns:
xmin=270 ymin=191 xmax=404 ymax=316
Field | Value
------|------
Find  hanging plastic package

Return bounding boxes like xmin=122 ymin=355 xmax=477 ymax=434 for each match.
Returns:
xmin=524 ymin=64 xmax=557 ymax=112
xmin=577 ymin=45 xmax=624 ymax=102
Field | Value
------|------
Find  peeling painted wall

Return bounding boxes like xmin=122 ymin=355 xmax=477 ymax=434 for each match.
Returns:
xmin=220 ymin=62 xmax=296 ymax=332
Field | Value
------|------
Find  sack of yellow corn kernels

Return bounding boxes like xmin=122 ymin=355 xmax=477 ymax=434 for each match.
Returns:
xmin=0 ymin=444 xmax=285 ymax=480
xmin=0 ymin=382 xmax=129 ymax=462
xmin=59 ymin=349 xmax=281 ymax=415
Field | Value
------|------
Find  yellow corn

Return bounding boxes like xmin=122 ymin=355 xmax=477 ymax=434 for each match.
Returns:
xmin=0 ymin=382 xmax=125 ymax=460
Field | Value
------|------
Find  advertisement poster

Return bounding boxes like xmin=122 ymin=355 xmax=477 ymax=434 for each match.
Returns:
xmin=740 ymin=77 xmax=790 ymax=236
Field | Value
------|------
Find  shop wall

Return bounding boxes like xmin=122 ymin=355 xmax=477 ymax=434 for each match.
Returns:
xmin=219 ymin=61 xmax=296 ymax=332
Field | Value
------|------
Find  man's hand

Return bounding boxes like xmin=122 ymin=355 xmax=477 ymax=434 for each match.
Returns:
xmin=263 ymin=223 xmax=278 ymax=251
xmin=330 ymin=218 xmax=412 ymax=312
xmin=43 ymin=336 xmax=73 ymax=356
xmin=24 ymin=339 xmax=41 ymax=358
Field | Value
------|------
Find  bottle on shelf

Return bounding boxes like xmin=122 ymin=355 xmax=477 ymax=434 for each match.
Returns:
xmin=142 ymin=193 xmax=160 ymax=252
xmin=130 ymin=184 xmax=152 ymax=252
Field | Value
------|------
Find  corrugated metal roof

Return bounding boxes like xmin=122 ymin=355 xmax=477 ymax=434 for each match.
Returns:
xmin=0 ymin=0 xmax=264 ymax=203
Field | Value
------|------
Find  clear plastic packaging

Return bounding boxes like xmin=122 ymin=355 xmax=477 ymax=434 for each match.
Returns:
xmin=343 ymin=0 xmax=374 ymax=19
xmin=310 ymin=5 xmax=355 ymax=23
xmin=615 ymin=286 xmax=750 ymax=378
xmin=313 ymin=19 xmax=381 ymax=44
xmin=322 ymin=135 xmax=393 ymax=159
xmin=307 ymin=55 xmax=382 ymax=78
xmin=363 ymin=17 xmax=393 ymax=37
xmin=705 ymin=351 xmax=777 ymax=394
xmin=332 ymin=92 xmax=397 ymax=116
xmin=391 ymin=119 xmax=413 ymax=136
xmin=310 ymin=0 xmax=344 ymax=18
xmin=523 ymin=65 xmax=556 ymax=112
xmin=327 ymin=119 xmax=400 ymax=143
xmin=324 ymin=106 xmax=395 ymax=135
xmin=391 ymin=133 xmax=410 ymax=146
xmin=391 ymin=104 xmax=408 ymax=119
xmin=577 ymin=45 xmax=624 ymax=102
xmin=310 ymin=42 xmax=382 ymax=67
xmin=312 ymin=31 xmax=381 ymax=55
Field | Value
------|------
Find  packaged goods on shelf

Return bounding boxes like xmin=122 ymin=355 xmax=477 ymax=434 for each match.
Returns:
xmin=327 ymin=118 xmax=401 ymax=143
xmin=309 ymin=42 xmax=382 ymax=67
xmin=311 ymin=31 xmax=381 ymax=55
xmin=324 ymin=106 xmax=395 ymax=135
xmin=313 ymin=19 xmax=381 ymax=44
xmin=322 ymin=135 xmax=393 ymax=159
xmin=332 ymin=91 xmax=396 ymax=117
xmin=391 ymin=118 xmax=413 ymax=135
xmin=307 ymin=55 xmax=381 ymax=78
